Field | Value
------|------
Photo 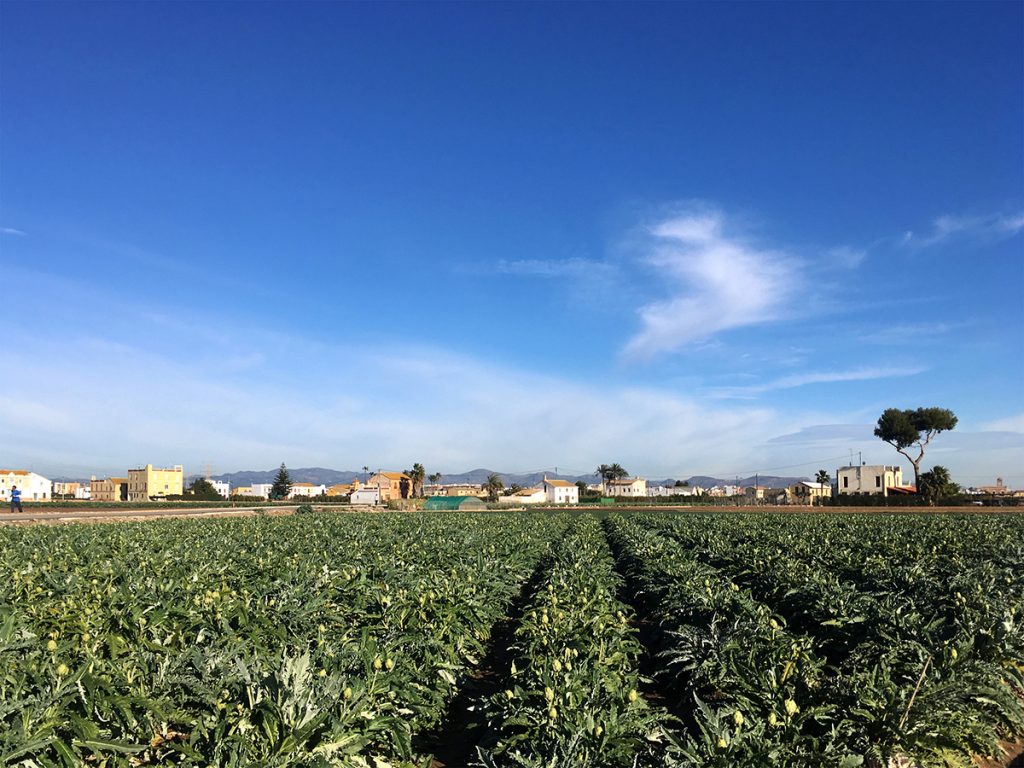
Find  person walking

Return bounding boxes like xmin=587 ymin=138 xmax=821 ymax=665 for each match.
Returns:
xmin=10 ymin=485 xmax=23 ymax=514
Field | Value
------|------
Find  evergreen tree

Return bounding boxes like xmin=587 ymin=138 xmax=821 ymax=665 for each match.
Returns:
xmin=271 ymin=463 xmax=292 ymax=500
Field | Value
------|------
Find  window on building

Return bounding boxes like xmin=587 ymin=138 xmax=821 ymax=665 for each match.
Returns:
xmin=876 ymin=476 xmax=881 ymax=487
xmin=843 ymin=477 xmax=848 ymax=488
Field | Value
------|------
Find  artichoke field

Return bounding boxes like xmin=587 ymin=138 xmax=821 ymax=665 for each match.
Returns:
xmin=0 ymin=510 xmax=1021 ymax=767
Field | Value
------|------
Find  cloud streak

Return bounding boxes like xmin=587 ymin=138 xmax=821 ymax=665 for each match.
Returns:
xmin=496 ymin=257 xmax=610 ymax=277
xmin=2 ymin=227 xmax=27 ymax=236
xmin=624 ymin=207 xmax=802 ymax=357
xmin=711 ymin=366 xmax=926 ymax=398
xmin=901 ymin=209 xmax=1024 ymax=249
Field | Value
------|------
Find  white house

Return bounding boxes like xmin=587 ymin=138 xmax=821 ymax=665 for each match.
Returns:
xmin=0 ymin=470 xmax=53 ymax=501
xmin=250 ymin=483 xmax=273 ymax=499
xmin=351 ymin=486 xmax=381 ymax=505
xmin=289 ymin=482 xmax=327 ymax=499
xmin=75 ymin=484 xmax=91 ymax=500
xmin=837 ymin=465 xmax=904 ymax=496
xmin=708 ymin=485 xmax=742 ymax=497
xmin=604 ymin=477 xmax=647 ymax=497
xmin=542 ymin=477 xmax=578 ymax=505
xmin=497 ymin=487 xmax=547 ymax=505
xmin=210 ymin=480 xmax=230 ymax=498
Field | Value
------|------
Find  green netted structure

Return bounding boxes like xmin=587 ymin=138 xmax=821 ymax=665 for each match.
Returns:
xmin=422 ymin=495 xmax=486 ymax=511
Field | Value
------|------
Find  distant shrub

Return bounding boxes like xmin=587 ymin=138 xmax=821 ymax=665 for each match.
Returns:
xmin=295 ymin=504 xmax=315 ymax=515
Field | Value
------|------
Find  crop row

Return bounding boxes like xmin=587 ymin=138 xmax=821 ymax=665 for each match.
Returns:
xmin=0 ymin=513 xmax=569 ymax=767
xmin=476 ymin=515 xmax=672 ymax=767
xmin=641 ymin=512 xmax=1024 ymax=765
xmin=603 ymin=515 xmax=861 ymax=766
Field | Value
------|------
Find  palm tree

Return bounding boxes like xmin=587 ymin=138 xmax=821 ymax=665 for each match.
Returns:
xmin=362 ymin=466 xmax=371 ymax=482
xmin=408 ymin=463 xmax=426 ymax=498
xmin=813 ymin=469 xmax=832 ymax=506
xmin=484 ymin=473 xmax=504 ymax=502
xmin=596 ymin=463 xmax=628 ymax=494
xmin=919 ymin=465 xmax=958 ymax=506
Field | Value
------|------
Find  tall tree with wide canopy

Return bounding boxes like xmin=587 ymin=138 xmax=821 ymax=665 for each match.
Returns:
xmin=874 ymin=407 xmax=958 ymax=490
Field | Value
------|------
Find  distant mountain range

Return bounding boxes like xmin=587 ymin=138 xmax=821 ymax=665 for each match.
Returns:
xmin=201 ymin=467 xmax=807 ymax=489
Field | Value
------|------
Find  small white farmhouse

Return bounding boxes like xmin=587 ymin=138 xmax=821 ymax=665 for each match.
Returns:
xmin=0 ymin=470 xmax=52 ymax=501
xmin=542 ymin=477 xmax=579 ymax=505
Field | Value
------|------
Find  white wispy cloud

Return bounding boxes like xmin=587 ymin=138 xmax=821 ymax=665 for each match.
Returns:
xmin=858 ymin=322 xmax=954 ymax=345
xmin=981 ymin=412 xmax=1024 ymax=433
xmin=901 ymin=209 xmax=1024 ymax=249
xmin=496 ymin=257 xmax=611 ymax=277
xmin=826 ymin=246 xmax=866 ymax=269
xmin=768 ymin=424 xmax=874 ymax=445
xmin=623 ymin=207 xmax=802 ymax=357
xmin=2 ymin=227 xmax=27 ymax=236
xmin=3 ymin=301 xmax=1019 ymax=485
xmin=711 ymin=366 xmax=926 ymax=398
xmin=0 ymin=332 xmax=790 ymax=479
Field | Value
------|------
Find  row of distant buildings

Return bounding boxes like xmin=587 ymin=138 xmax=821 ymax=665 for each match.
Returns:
xmin=3 ymin=463 xmax=1019 ymax=506
xmin=1 ymin=465 xmax=187 ymax=503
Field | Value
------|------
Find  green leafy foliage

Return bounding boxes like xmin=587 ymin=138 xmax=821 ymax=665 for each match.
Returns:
xmin=0 ymin=512 xmax=566 ymax=766
xmin=479 ymin=517 xmax=673 ymax=766
xmin=0 ymin=510 xmax=1019 ymax=767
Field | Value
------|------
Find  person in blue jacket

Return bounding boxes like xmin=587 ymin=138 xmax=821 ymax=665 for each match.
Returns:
xmin=10 ymin=485 xmax=23 ymax=513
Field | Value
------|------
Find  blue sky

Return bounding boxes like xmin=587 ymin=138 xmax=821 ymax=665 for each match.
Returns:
xmin=2 ymin=1 xmax=1022 ymax=485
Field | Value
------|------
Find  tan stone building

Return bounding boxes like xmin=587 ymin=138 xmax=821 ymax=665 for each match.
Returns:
xmin=978 ymin=478 xmax=1012 ymax=495
xmin=91 ymin=476 xmax=128 ymax=503
xmin=369 ymin=472 xmax=411 ymax=502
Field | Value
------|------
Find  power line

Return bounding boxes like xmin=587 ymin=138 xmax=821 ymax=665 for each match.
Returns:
xmin=703 ymin=452 xmax=859 ymax=478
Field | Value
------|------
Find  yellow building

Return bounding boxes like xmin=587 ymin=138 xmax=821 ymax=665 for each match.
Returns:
xmin=327 ymin=479 xmax=361 ymax=497
xmin=443 ymin=483 xmax=483 ymax=497
xmin=231 ymin=486 xmax=256 ymax=497
xmin=91 ymin=477 xmax=128 ymax=503
xmin=787 ymin=481 xmax=832 ymax=505
xmin=368 ymin=472 xmax=411 ymax=502
xmin=128 ymin=464 xmax=184 ymax=501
